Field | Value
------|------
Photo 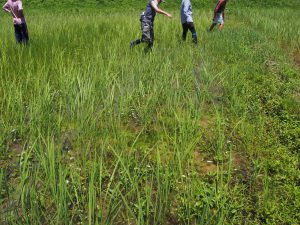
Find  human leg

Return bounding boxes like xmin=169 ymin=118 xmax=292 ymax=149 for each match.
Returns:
xmin=209 ymin=13 xmax=222 ymax=32
xmin=182 ymin=22 xmax=188 ymax=41
xmin=218 ymin=13 xmax=225 ymax=31
xmin=130 ymin=39 xmax=142 ymax=48
xmin=144 ymin=24 xmax=154 ymax=53
xmin=218 ymin=23 xmax=224 ymax=31
xmin=130 ymin=16 xmax=146 ymax=48
xmin=20 ymin=23 xmax=29 ymax=44
xmin=141 ymin=21 xmax=152 ymax=44
xmin=187 ymin=22 xmax=197 ymax=44
xmin=14 ymin=24 xmax=22 ymax=44
xmin=209 ymin=22 xmax=216 ymax=31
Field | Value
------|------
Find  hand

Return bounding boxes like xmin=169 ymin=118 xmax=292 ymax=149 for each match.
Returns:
xmin=166 ymin=13 xmax=172 ymax=18
xmin=14 ymin=18 xmax=22 ymax=24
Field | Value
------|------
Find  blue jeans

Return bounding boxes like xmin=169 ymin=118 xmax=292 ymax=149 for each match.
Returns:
xmin=14 ymin=23 xmax=29 ymax=44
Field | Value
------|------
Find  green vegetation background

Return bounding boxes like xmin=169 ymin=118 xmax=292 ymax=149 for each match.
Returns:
xmin=1 ymin=0 xmax=300 ymax=10
xmin=0 ymin=0 xmax=299 ymax=224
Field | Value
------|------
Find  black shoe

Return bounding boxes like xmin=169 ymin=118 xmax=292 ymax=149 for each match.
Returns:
xmin=144 ymin=46 xmax=152 ymax=54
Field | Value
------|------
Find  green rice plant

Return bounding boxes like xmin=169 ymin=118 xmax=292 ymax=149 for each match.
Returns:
xmin=0 ymin=4 xmax=299 ymax=224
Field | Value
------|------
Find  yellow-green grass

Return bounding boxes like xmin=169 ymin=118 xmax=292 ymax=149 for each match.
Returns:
xmin=0 ymin=7 xmax=299 ymax=224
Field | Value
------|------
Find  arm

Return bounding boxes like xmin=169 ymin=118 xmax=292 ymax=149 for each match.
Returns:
xmin=183 ymin=2 xmax=192 ymax=16
xmin=18 ymin=1 xmax=24 ymax=17
xmin=182 ymin=1 xmax=188 ymax=14
xmin=3 ymin=2 xmax=10 ymax=12
xmin=150 ymin=0 xmax=172 ymax=18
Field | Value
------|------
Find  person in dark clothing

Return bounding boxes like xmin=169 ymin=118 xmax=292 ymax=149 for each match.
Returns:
xmin=181 ymin=0 xmax=197 ymax=45
xmin=130 ymin=0 xmax=172 ymax=52
xmin=208 ymin=0 xmax=228 ymax=31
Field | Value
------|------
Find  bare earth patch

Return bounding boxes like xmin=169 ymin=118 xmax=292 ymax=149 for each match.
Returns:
xmin=293 ymin=50 xmax=300 ymax=69
xmin=231 ymin=151 xmax=251 ymax=185
xmin=193 ymin=151 xmax=217 ymax=175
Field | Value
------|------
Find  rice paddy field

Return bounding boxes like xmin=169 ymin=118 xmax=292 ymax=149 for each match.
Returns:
xmin=0 ymin=0 xmax=299 ymax=224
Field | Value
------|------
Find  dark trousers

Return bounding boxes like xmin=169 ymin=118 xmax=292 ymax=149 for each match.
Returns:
xmin=14 ymin=23 xmax=29 ymax=44
xmin=182 ymin=22 xmax=197 ymax=44
xmin=130 ymin=16 xmax=154 ymax=52
xmin=141 ymin=20 xmax=154 ymax=45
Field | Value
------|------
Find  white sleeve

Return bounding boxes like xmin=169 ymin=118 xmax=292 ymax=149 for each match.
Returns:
xmin=3 ymin=1 xmax=11 ymax=11
xmin=18 ymin=1 xmax=23 ymax=10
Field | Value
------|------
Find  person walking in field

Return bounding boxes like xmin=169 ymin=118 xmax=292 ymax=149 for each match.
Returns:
xmin=208 ymin=0 xmax=228 ymax=31
xmin=181 ymin=0 xmax=197 ymax=45
xmin=3 ymin=0 xmax=29 ymax=44
xmin=130 ymin=0 xmax=172 ymax=52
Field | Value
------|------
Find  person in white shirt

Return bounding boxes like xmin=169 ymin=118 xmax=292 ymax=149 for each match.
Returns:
xmin=181 ymin=0 xmax=197 ymax=45
xmin=3 ymin=0 xmax=29 ymax=44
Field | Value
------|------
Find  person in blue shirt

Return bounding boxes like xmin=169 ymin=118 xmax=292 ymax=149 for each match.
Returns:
xmin=181 ymin=0 xmax=197 ymax=45
xmin=130 ymin=0 xmax=172 ymax=52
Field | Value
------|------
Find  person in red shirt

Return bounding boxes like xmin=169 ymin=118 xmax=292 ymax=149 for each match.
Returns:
xmin=208 ymin=0 xmax=228 ymax=31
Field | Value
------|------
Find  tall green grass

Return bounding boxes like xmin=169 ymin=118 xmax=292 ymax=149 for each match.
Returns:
xmin=0 ymin=6 xmax=299 ymax=224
